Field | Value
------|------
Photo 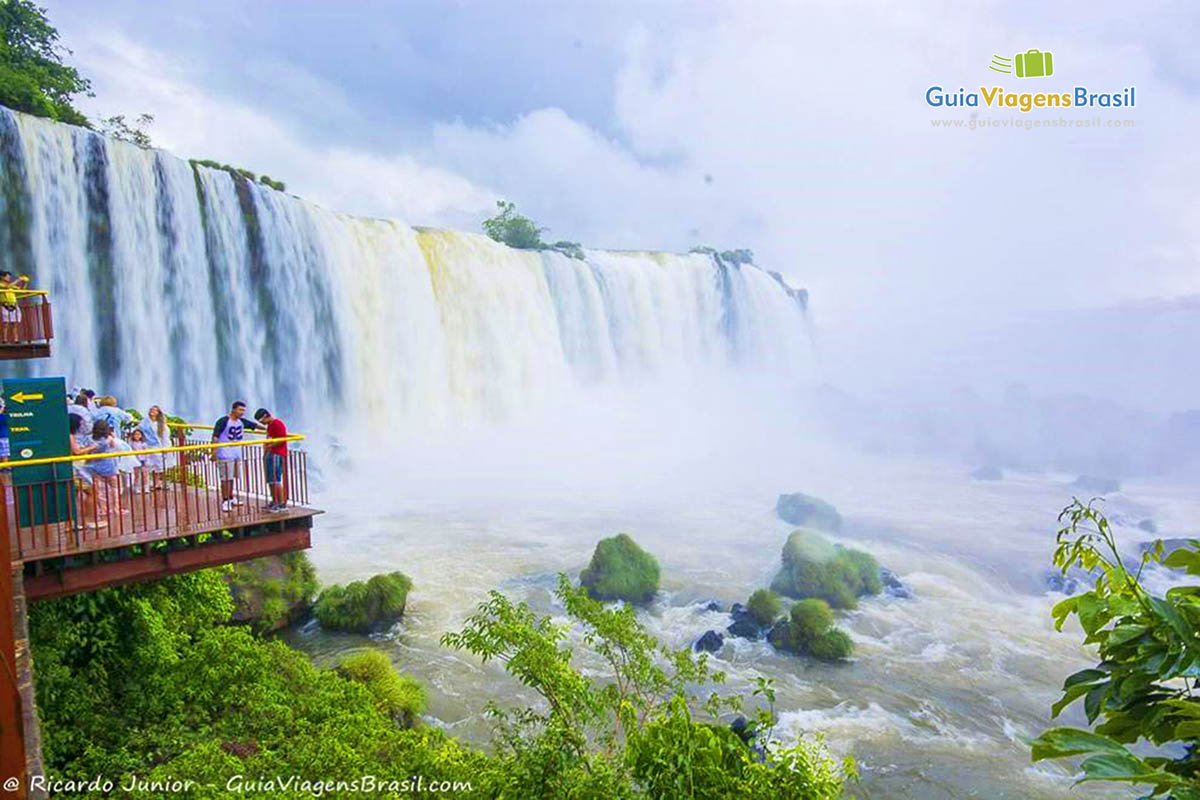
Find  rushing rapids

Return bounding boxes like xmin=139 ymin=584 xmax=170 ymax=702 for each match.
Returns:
xmin=0 ymin=107 xmax=811 ymax=427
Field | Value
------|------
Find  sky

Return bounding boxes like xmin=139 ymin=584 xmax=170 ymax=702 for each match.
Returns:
xmin=47 ymin=0 xmax=1200 ymax=411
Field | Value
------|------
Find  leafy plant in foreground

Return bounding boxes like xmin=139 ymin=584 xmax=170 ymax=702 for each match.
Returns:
xmin=442 ymin=573 xmax=852 ymax=798
xmin=1031 ymin=499 xmax=1200 ymax=798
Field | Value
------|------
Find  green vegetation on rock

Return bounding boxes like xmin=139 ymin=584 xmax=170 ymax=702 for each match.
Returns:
xmin=336 ymin=649 xmax=426 ymax=727
xmin=746 ymin=588 xmax=783 ymax=627
xmin=770 ymin=528 xmax=881 ymax=609
xmin=226 ymin=551 xmax=319 ymax=633
xmin=314 ymin=571 xmax=412 ymax=633
xmin=775 ymin=492 xmax=843 ymax=531
xmin=189 ymin=158 xmax=287 ymax=191
xmin=790 ymin=598 xmax=834 ymax=640
xmin=768 ymin=599 xmax=854 ymax=662
xmin=579 ymin=533 xmax=661 ymax=603
xmin=0 ymin=0 xmax=91 ymax=126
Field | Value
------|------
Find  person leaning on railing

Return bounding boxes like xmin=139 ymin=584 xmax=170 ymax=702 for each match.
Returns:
xmin=0 ymin=270 xmax=31 ymax=343
xmin=253 ymin=407 xmax=288 ymax=512
xmin=211 ymin=400 xmax=262 ymax=512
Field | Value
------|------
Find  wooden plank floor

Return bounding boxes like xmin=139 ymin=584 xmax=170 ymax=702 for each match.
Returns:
xmin=7 ymin=481 xmax=319 ymax=564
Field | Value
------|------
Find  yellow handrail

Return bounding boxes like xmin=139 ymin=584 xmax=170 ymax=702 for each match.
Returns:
xmin=164 ymin=420 xmax=278 ymax=437
xmin=0 ymin=433 xmax=305 ymax=470
xmin=4 ymin=289 xmax=48 ymax=298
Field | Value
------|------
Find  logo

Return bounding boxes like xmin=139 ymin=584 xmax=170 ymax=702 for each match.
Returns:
xmin=925 ymin=48 xmax=1134 ymax=113
xmin=990 ymin=50 xmax=1054 ymax=78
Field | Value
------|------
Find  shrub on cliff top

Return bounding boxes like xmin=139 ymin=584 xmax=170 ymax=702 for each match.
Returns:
xmin=314 ymin=571 xmax=412 ymax=633
xmin=482 ymin=199 xmax=546 ymax=250
xmin=579 ymin=533 xmax=660 ymax=603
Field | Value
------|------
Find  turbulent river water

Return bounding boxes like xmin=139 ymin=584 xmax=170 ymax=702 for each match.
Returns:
xmin=3 ymin=106 xmax=1192 ymax=798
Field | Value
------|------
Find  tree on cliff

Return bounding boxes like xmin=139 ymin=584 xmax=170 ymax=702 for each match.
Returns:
xmin=483 ymin=200 xmax=547 ymax=250
xmin=0 ymin=0 xmax=91 ymax=125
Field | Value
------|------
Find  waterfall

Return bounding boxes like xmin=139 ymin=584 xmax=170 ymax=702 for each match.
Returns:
xmin=0 ymin=107 xmax=813 ymax=431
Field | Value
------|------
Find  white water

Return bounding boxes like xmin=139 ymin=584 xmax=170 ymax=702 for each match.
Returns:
xmin=0 ymin=107 xmax=812 ymax=427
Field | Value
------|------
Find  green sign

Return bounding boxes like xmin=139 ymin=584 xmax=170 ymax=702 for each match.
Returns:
xmin=2 ymin=376 xmax=73 ymax=525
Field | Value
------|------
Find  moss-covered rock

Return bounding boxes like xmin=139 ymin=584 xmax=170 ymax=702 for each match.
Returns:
xmin=775 ymin=492 xmax=842 ymax=531
xmin=225 ymin=552 xmax=319 ymax=633
xmin=314 ymin=572 xmax=412 ymax=634
xmin=746 ymin=589 xmax=783 ymax=627
xmin=579 ymin=534 xmax=660 ymax=604
xmin=808 ymin=628 xmax=854 ymax=661
xmin=767 ymin=598 xmax=854 ymax=662
xmin=769 ymin=529 xmax=881 ymax=609
xmin=335 ymin=648 xmax=425 ymax=727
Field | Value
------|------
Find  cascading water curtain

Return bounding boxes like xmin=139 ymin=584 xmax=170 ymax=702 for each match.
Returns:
xmin=0 ymin=106 xmax=813 ymax=431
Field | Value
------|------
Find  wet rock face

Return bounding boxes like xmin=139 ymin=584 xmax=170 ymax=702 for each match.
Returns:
xmin=879 ymin=568 xmax=912 ymax=599
xmin=775 ymin=492 xmax=843 ymax=531
xmin=726 ymin=603 xmax=766 ymax=640
xmin=694 ymin=630 xmax=725 ymax=653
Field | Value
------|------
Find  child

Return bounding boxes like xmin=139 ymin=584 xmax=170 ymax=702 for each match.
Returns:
xmin=0 ymin=271 xmax=30 ymax=344
xmin=129 ymin=428 xmax=151 ymax=492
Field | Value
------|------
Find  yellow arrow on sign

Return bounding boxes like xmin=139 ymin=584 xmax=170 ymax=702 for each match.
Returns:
xmin=9 ymin=392 xmax=45 ymax=404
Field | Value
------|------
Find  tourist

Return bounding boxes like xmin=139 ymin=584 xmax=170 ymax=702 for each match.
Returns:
xmin=128 ymin=428 xmax=152 ymax=492
xmin=93 ymin=396 xmax=132 ymax=437
xmin=253 ymin=408 xmax=288 ymax=512
xmin=135 ymin=405 xmax=168 ymax=491
xmin=86 ymin=420 xmax=121 ymax=528
xmin=69 ymin=414 xmax=97 ymax=524
xmin=212 ymin=401 xmax=261 ymax=512
xmin=67 ymin=392 xmax=93 ymax=438
xmin=0 ymin=271 xmax=30 ymax=344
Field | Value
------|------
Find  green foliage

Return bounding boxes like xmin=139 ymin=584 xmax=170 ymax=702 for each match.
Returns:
xmin=189 ymin=158 xmax=286 ymax=191
xmin=442 ymin=574 xmax=852 ymax=798
xmin=746 ymin=588 xmax=783 ymax=627
xmin=1031 ymin=500 xmax=1200 ymax=798
xmin=482 ymin=199 xmax=547 ymax=250
xmin=776 ymin=492 xmax=843 ymax=531
xmin=336 ymin=649 xmax=426 ymax=727
xmin=98 ymin=113 xmax=153 ymax=147
xmin=808 ymin=629 xmax=854 ymax=662
xmin=227 ymin=552 xmax=319 ymax=633
xmin=769 ymin=599 xmax=853 ymax=662
xmin=548 ymin=240 xmax=585 ymax=260
xmin=771 ymin=529 xmax=881 ymax=609
xmin=579 ymin=533 xmax=661 ymax=604
xmin=314 ymin=571 xmax=412 ymax=633
xmin=29 ymin=570 xmax=489 ymax=794
xmin=0 ymin=0 xmax=91 ymax=126
xmin=790 ymin=598 xmax=834 ymax=640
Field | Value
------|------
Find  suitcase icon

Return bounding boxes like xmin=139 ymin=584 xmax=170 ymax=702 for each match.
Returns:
xmin=1015 ymin=49 xmax=1053 ymax=78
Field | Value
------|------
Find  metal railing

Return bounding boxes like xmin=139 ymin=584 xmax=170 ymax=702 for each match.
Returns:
xmin=0 ymin=291 xmax=52 ymax=346
xmin=0 ymin=432 xmax=309 ymax=562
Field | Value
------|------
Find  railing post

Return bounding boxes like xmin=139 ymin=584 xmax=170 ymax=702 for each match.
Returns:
xmin=0 ymin=474 xmax=28 ymax=797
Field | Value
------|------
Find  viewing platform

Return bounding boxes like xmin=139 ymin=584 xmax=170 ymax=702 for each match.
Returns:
xmin=0 ymin=425 xmax=320 ymax=600
xmin=0 ymin=293 xmax=53 ymax=361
